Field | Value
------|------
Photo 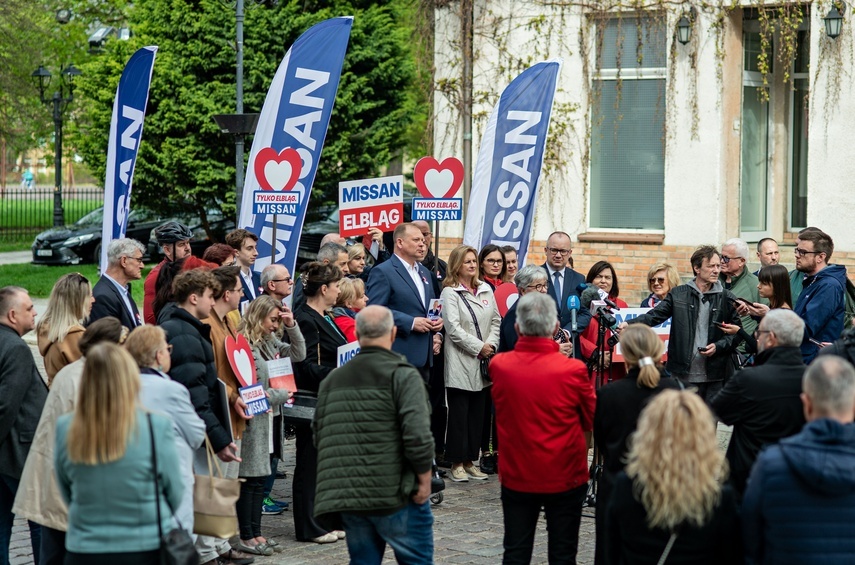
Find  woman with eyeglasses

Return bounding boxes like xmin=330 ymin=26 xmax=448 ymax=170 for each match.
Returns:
xmin=125 ymin=325 xmax=205 ymax=539
xmin=14 ymin=318 xmax=127 ymax=565
xmin=640 ymin=263 xmax=682 ymax=308
xmin=37 ymin=273 xmax=95 ymax=386
xmin=293 ymin=262 xmax=348 ymax=544
xmin=54 ymin=344 xmax=184 ymax=565
xmin=479 ymin=244 xmax=507 ymax=290
xmin=580 ymin=261 xmax=629 ymax=381
xmin=234 ymin=296 xmax=305 ymax=555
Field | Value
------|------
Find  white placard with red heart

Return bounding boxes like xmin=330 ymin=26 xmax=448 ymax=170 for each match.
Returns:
xmin=253 ymin=147 xmax=302 ymax=192
xmin=225 ymin=334 xmax=257 ymax=388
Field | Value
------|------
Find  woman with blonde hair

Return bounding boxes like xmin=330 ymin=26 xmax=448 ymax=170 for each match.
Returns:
xmin=54 ymin=343 xmax=183 ymax=565
xmin=332 ymin=277 xmax=368 ymax=342
xmin=234 ymin=295 xmax=305 ymax=554
xmin=441 ymin=244 xmax=501 ymax=482
xmin=640 ymin=263 xmax=682 ymax=308
xmin=605 ymin=390 xmax=741 ymax=564
xmin=37 ymin=273 xmax=94 ymax=385
xmin=592 ymin=324 xmax=681 ymax=565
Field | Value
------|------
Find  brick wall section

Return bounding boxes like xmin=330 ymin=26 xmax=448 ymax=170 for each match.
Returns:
xmin=437 ymin=236 xmax=855 ymax=306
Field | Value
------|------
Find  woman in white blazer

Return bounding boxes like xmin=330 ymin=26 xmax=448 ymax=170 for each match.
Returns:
xmin=440 ymin=244 xmax=501 ymax=483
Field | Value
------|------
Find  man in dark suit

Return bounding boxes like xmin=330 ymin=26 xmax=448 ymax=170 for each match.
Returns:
xmin=366 ymin=223 xmax=442 ymax=381
xmin=225 ymin=228 xmax=261 ymax=313
xmin=89 ymin=238 xmax=145 ymax=328
xmin=711 ymin=309 xmax=807 ymax=497
xmin=0 ymin=286 xmax=47 ymax=564
xmin=542 ymin=231 xmax=586 ymax=329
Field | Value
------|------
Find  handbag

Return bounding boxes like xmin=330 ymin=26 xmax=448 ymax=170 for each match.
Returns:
xmin=657 ymin=532 xmax=678 ymax=565
xmin=193 ymin=435 xmax=242 ymax=538
xmin=280 ymin=390 xmax=318 ymax=425
xmin=456 ymin=291 xmax=492 ymax=381
xmin=147 ymin=414 xmax=199 ymax=565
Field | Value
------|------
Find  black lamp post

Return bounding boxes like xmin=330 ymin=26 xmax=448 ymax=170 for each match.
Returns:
xmin=676 ymin=7 xmax=696 ymax=46
xmin=825 ymin=3 xmax=845 ymax=39
xmin=32 ymin=64 xmax=81 ymax=227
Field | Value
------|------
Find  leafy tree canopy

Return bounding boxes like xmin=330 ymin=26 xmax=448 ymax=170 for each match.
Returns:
xmin=71 ymin=0 xmax=423 ymax=226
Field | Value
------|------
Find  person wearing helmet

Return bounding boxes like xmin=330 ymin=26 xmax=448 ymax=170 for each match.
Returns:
xmin=143 ymin=221 xmax=194 ymax=324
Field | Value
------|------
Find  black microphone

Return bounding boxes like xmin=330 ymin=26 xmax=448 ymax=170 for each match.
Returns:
xmin=580 ymin=285 xmax=600 ymax=310
xmin=567 ymin=295 xmax=580 ymax=333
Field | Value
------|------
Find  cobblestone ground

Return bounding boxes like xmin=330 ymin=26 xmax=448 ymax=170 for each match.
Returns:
xmin=13 ymin=329 xmax=730 ymax=565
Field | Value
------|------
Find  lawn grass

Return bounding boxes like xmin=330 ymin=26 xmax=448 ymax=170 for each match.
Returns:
xmin=0 ymin=197 xmax=102 ymax=228
xmin=0 ymin=263 xmax=151 ymax=305
xmin=0 ymin=241 xmax=32 ymax=252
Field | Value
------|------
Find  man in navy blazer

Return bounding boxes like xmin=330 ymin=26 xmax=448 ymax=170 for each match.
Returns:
xmin=89 ymin=238 xmax=145 ymax=328
xmin=226 ymin=228 xmax=261 ymax=312
xmin=541 ymin=231 xmax=587 ymax=329
xmin=366 ymin=223 xmax=443 ymax=380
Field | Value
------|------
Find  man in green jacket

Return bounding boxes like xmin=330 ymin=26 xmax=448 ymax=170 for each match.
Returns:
xmin=314 ymin=305 xmax=434 ymax=564
xmin=721 ymin=238 xmax=768 ymax=341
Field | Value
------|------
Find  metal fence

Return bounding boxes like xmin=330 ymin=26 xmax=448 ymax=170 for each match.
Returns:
xmin=0 ymin=186 xmax=104 ymax=243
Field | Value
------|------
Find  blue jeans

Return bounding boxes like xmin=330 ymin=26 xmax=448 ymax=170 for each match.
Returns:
xmin=0 ymin=474 xmax=40 ymax=565
xmin=341 ymin=501 xmax=433 ymax=565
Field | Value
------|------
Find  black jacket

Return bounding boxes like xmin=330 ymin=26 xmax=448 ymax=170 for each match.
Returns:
xmin=160 ymin=307 xmax=231 ymax=452
xmin=629 ymin=282 xmax=740 ymax=379
xmin=294 ymin=305 xmax=347 ymax=393
xmin=0 ymin=324 xmax=47 ymax=479
xmin=710 ymin=346 xmax=806 ymax=495
xmin=89 ymin=276 xmax=141 ymax=329
xmin=606 ymin=472 xmax=742 ymax=565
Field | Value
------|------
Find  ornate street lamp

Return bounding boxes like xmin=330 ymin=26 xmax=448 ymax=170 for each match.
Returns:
xmin=676 ymin=8 xmax=696 ymax=45
xmin=32 ymin=64 xmax=81 ymax=227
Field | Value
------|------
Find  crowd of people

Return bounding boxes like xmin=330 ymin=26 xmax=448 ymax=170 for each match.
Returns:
xmin=2 ymin=220 xmax=855 ymax=565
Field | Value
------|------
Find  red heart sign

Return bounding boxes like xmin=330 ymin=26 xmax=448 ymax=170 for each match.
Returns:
xmin=225 ymin=334 xmax=257 ymax=388
xmin=254 ymin=147 xmax=302 ymax=191
xmin=493 ymin=284 xmax=519 ymax=318
xmin=414 ymin=156 xmax=464 ymax=199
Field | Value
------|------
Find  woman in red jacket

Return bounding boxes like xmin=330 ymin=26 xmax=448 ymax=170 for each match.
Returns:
xmin=580 ymin=261 xmax=628 ymax=383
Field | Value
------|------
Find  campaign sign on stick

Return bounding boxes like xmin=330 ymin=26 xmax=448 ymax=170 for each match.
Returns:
xmin=239 ymin=383 xmax=271 ymax=416
xmin=267 ymin=357 xmax=297 ymax=392
xmin=611 ymin=308 xmax=671 ymax=362
xmin=494 ymin=284 xmax=519 ymax=317
xmin=337 ymin=342 xmax=361 ymax=367
xmin=412 ymin=156 xmax=464 ymax=221
xmin=253 ymin=190 xmax=301 ymax=215
xmin=339 ymin=175 xmax=404 ymax=237
xmin=225 ymin=334 xmax=257 ymax=388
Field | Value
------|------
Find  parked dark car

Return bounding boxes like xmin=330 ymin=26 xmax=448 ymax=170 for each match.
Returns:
xmin=32 ymin=206 xmax=164 ymax=266
xmin=146 ymin=209 xmax=236 ymax=263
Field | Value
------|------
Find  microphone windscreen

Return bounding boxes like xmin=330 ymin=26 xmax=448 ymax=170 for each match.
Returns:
xmin=580 ymin=285 xmax=600 ymax=310
xmin=567 ymin=295 xmax=580 ymax=311
xmin=576 ymin=282 xmax=591 ymax=295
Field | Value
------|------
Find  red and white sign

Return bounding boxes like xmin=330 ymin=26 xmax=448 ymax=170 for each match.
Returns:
xmin=225 ymin=334 xmax=257 ymax=387
xmin=494 ymin=284 xmax=519 ymax=317
xmin=254 ymin=147 xmax=302 ymax=192
xmin=338 ymin=174 xmax=404 ymax=237
xmin=414 ymin=157 xmax=463 ymax=199
xmin=612 ymin=308 xmax=671 ymax=362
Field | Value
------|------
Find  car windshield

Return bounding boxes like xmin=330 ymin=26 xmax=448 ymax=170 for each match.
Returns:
xmin=73 ymin=207 xmax=105 ymax=226
xmin=328 ymin=208 xmax=339 ymax=222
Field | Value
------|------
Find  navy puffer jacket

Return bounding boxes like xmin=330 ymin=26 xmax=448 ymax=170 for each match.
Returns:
xmin=742 ymin=418 xmax=855 ymax=564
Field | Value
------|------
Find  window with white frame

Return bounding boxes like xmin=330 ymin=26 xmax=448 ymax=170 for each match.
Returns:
xmin=590 ymin=16 xmax=667 ymax=230
xmin=740 ymin=25 xmax=770 ymax=236
xmin=789 ymin=29 xmax=809 ymax=229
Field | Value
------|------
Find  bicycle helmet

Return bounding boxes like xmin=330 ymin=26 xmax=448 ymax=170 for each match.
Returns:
xmin=155 ymin=221 xmax=193 ymax=244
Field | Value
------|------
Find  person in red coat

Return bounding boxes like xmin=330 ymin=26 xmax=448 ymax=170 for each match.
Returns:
xmin=490 ymin=291 xmax=596 ymax=564
xmin=580 ymin=260 xmax=628 ymax=383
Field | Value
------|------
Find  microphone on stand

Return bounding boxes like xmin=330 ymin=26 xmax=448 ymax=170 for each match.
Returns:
xmin=567 ymin=295 xmax=580 ymax=334
xmin=596 ymin=288 xmax=621 ymax=310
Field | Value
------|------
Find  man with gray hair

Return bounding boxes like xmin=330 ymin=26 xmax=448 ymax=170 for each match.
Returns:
xmin=89 ymin=238 xmax=145 ymax=328
xmin=711 ymin=309 xmax=807 ymax=496
xmin=742 ymin=355 xmax=855 ymax=563
xmin=490 ymin=293 xmax=595 ymax=563
xmin=498 ymin=264 xmax=575 ymax=356
xmin=720 ymin=237 xmax=766 ymax=339
xmin=313 ymin=305 xmax=434 ymax=562
xmin=260 ymin=263 xmax=294 ymax=304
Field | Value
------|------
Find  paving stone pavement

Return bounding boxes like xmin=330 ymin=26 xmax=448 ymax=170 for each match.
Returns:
xmin=11 ymin=336 xmax=598 ymax=564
